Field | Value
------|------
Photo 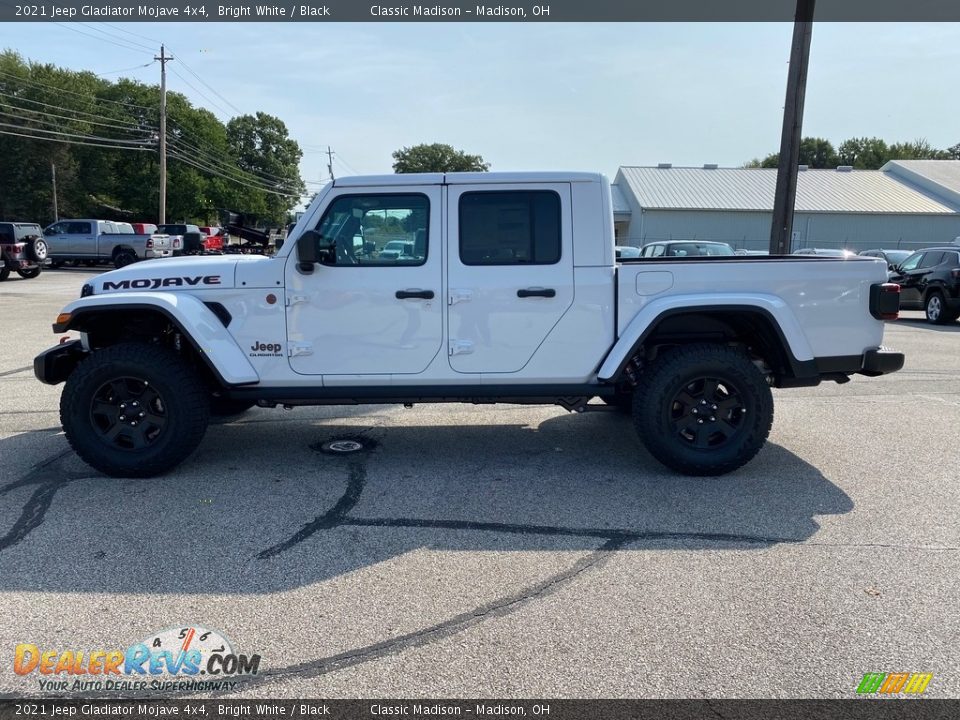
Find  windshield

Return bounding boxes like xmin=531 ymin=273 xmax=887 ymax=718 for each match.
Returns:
xmin=884 ymin=250 xmax=912 ymax=264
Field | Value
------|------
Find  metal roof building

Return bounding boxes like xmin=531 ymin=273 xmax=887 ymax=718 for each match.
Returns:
xmin=612 ymin=161 xmax=960 ymax=252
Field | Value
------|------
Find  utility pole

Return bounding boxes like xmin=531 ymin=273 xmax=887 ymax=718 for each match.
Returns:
xmin=50 ymin=161 xmax=58 ymax=222
xmin=326 ymin=146 xmax=335 ymax=181
xmin=769 ymin=0 xmax=815 ymax=255
xmin=155 ymin=45 xmax=173 ymax=224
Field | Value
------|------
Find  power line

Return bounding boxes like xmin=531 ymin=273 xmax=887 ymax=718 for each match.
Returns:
xmin=0 ymin=126 xmax=154 ymax=151
xmin=174 ymin=55 xmax=242 ymax=115
xmin=52 ymin=22 xmax=156 ymax=57
xmin=0 ymin=68 xmax=155 ymax=112
xmin=169 ymin=68 xmax=233 ymax=119
xmin=0 ymin=108 xmax=150 ymax=140
xmin=168 ymin=150 xmax=304 ymax=197
xmin=96 ymin=61 xmax=156 ymax=77
xmin=167 ymin=138 xmax=302 ymax=194
xmin=99 ymin=21 xmax=165 ymax=47
xmin=0 ymin=90 xmax=150 ymax=128
xmin=0 ymin=120 xmax=153 ymax=145
xmin=168 ymin=128 xmax=306 ymax=186
xmin=0 ymin=98 xmax=155 ymax=133
xmin=78 ymin=22 xmax=156 ymax=52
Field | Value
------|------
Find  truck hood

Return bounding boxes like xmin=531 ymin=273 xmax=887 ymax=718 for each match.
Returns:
xmin=90 ymin=255 xmax=269 ymax=294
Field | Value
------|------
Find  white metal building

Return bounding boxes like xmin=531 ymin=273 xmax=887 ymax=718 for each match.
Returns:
xmin=611 ymin=161 xmax=960 ymax=252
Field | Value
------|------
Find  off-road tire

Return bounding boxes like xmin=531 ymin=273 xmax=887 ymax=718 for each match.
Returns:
xmin=210 ymin=396 xmax=256 ymax=417
xmin=113 ymin=249 xmax=137 ymax=268
xmin=24 ymin=235 xmax=48 ymax=262
xmin=16 ymin=267 xmax=41 ymax=279
xmin=632 ymin=343 xmax=773 ymax=476
xmin=60 ymin=343 xmax=210 ymax=478
xmin=0 ymin=268 xmax=9 ymax=281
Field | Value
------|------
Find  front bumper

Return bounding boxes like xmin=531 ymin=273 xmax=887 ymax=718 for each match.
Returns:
xmin=34 ymin=339 xmax=86 ymax=385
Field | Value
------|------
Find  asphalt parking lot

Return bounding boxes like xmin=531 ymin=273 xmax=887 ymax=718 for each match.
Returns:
xmin=0 ymin=268 xmax=958 ymax=699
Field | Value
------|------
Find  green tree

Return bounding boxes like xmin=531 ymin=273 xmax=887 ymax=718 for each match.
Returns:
xmin=392 ymin=143 xmax=489 ymax=173
xmin=226 ymin=112 xmax=305 ymax=224
xmin=837 ymin=137 xmax=890 ymax=169
xmin=744 ymin=137 xmax=838 ymax=170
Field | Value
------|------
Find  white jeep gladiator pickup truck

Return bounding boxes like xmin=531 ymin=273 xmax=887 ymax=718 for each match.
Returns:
xmin=34 ymin=172 xmax=904 ymax=478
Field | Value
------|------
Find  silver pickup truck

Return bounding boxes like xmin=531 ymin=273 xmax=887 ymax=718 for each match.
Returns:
xmin=44 ymin=219 xmax=172 ymax=269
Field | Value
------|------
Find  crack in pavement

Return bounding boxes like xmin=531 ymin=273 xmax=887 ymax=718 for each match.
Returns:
xmin=0 ymin=449 xmax=95 ymax=552
xmin=228 ymin=536 xmax=628 ymax=694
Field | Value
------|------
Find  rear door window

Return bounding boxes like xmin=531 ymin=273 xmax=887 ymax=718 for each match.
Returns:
xmin=919 ymin=252 xmax=944 ymax=268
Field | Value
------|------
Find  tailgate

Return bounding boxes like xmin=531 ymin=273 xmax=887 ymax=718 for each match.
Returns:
xmin=149 ymin=234 xmax=172 ymax=251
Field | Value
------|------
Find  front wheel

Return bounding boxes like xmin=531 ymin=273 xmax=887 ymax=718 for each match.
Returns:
xmin=17 ymin=267 xmax=41 ymax=279
xmin=632 ymin=344 xmax=773 ymax=476
xmin=60 ymin=343 xmax=210 ymax=478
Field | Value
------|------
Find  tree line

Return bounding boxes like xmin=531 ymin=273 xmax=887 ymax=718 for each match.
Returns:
xmin=745 ymin=136 xmax=960 ymax=170
xmin=0 ymin=50 xmax=305 ymax=226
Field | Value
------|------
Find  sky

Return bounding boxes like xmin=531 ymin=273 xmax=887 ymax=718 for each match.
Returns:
xmin=3 ymin=22 xmax=960 ymax=191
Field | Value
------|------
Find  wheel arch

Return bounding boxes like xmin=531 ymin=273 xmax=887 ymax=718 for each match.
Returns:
xmin=598 ymin=299 xmax=815 ymax=386
xmin=54 ymin=293 xmax=259 ymax=388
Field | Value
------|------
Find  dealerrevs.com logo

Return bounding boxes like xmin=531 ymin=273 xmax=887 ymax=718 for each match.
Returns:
xmin=14 ymin=625 xmax=261 ymax=693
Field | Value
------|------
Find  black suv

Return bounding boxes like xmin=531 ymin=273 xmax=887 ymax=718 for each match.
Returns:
xmin=0 ymin=222 xmax=47 ymax=281
xmin=890 ymin=246 xmax=960 ymax=324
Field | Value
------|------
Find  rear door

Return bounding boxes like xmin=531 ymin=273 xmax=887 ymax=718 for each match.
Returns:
xmin=446 ymin=183 xmax=574 ymax=374
xmin=74 ymin=221 xmax=97 ymax=256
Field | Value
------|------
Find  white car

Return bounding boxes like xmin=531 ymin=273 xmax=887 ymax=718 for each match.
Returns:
xmin=36 ymin=172 xmax=903 ymax=479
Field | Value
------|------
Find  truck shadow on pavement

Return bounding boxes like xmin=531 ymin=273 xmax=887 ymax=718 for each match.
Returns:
xmin=0 ymin=408 xmax=853 ymax=597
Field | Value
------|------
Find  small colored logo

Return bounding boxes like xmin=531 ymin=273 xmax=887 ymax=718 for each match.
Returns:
xmin=856 ymin=672 xmax=933 ymax=695
xmin=13 ymin=625 xmax=261 ymax=693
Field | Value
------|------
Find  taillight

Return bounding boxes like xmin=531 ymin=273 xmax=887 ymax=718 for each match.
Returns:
xmin=146 ymin=238 xmax=154 ymax=249
xmin=870 ymin=282 xmax=900 ymax=320
xmin=951 ymin=268 xmax=960 ymax=279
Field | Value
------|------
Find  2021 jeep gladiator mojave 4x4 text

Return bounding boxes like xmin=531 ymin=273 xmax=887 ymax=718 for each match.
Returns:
xmin=34 ymin=173 xmax=904 ymax=478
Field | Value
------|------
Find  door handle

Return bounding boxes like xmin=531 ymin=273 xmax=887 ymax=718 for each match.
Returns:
xmin=396 ymin=289 xmax=435 ymax=300
xmin=517 ymin=288 xmax=556 ymax=298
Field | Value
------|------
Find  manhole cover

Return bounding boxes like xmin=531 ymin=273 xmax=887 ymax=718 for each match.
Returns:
xmin=321 ymin=440 xmax=364 ymax=454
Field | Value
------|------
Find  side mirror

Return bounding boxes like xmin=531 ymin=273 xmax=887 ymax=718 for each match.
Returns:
xmin=296 ymin=230 xmax=334 ymax=272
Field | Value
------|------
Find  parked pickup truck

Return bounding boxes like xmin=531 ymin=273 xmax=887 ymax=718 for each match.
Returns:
xmin=44 ymin=219 xmax=172 ymax=268
xmin=34 ymin=172 xmax=904 ymax=479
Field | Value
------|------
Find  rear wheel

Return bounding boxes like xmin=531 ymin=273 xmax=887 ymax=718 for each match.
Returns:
xmin=60 ymin=343 xmax=210 ymax=478
xmin=113 ymin=249 xmax=136 ymax=268
xmin=925 ymin=291 xmax=954 ymax=324
xmin=632 ymin=344 xmax=773 ymax=476
xmin=0 ymin=268 xmax=9 ymax=281
xmin=16 ymin=267 xmax=41 ymax=279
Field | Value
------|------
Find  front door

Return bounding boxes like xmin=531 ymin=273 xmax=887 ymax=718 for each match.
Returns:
xmin=893 ymin=251 xmax=929 ymax=308
xmin=446 ymin=183 xmax=574 ymax=374
xmin=286 ymin=187 xmax=443 ymax=376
